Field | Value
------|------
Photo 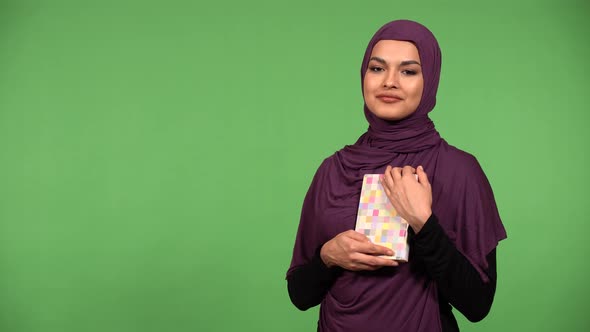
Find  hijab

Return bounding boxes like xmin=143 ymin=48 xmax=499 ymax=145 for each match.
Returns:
xmin=287 ymin=19 xmax=507 ymax=332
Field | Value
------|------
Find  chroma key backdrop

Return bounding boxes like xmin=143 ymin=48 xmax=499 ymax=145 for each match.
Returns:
xmin=0 ymin=0 xmax=588 ymax=331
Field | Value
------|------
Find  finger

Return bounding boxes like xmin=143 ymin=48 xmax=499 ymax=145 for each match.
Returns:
xmin=382 ymin=167 xmax=395 ymax=190
xmin=372 ymin=257 xmax=399 ymax=267
xmin=417 ymin=165 xmax=431 ymax=186
xmin=352 ymin=240 xmax=395 ymax=257
xmin=402 ymin=165 xmax=416 ymax=177
xmin=382 ymin=183 xmax=391 ymax=197
xmin=353 ymin=253 xmax=399 ymax=267
xmin=383 ymin=165 xmax=393 ymax=187
xmin=347 ymin=230 xmax=371 ymax=242
xmin=368 ymin=243 xmax=395 ymax=257
xmin=391 ymin=167 xmax=402 ymax=182
xmin=351 ymin=260 xmax=399 ymax=271
xmin=391 ymin=167 xmax=404 ymax=191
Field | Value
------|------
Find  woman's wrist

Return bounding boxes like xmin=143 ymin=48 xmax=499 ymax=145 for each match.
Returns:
xmin=410 ymin=210 xmax=432 ymax=233
xmin=320 ymin=242 xmax=335 ymax=268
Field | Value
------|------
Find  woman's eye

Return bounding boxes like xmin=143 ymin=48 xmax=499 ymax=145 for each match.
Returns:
xmin=402 ymin=70 xmax=417 ymax=75
xmin=369 ymin=66 xmax=384 ymax=72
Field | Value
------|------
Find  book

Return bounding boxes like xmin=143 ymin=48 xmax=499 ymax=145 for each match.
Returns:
xmin=354 ymin=174 xmax=410 ymax=262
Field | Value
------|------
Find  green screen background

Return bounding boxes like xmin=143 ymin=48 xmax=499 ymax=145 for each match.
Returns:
xmin=1 ymin=0 xmax=588 ymax=331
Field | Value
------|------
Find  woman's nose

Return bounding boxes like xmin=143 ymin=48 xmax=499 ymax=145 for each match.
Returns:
xmin=383 ymin=71 xmax=399 ymax=89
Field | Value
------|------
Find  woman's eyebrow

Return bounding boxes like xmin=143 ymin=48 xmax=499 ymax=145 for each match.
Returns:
xmin=400 ymin=60 xmax=421 ymax=66
xmin=369 ymin=57 xmax=421 ymax=66
xmin=369 ymin=56 xmax=388 ymax=65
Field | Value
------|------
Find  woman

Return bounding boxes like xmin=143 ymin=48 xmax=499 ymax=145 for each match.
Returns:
xmin=286 ymin=20 xmax=507 ymax=332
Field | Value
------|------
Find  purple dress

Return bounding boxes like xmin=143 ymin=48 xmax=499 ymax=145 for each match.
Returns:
xmin=287 ymin=20 xmax=507 ymax=331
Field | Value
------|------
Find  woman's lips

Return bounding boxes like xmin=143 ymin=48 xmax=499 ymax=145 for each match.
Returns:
xmin=377 ymin=95 xmax=402 ymax=103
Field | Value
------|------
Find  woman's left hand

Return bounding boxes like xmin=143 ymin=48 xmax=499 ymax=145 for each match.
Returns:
xmin=381 ymin=165 xmax=432 ymax=233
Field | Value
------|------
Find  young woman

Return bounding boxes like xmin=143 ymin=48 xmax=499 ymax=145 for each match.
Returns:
xmin=286 ymin=20 xmax=507 ymax=332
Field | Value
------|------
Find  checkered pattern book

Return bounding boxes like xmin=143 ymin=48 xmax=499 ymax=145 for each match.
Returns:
xmin=354 ymin=174 xmax=410 ymax=261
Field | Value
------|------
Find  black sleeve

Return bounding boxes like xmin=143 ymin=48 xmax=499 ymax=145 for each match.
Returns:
xmin=410 ymin=214 xmax=497 ymax=322
xmin=287 ymin=247 xmax=342 ymax=311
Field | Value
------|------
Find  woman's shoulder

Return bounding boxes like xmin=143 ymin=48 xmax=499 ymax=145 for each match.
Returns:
xmin=306 ymin=153 xmax=340 ymax=183
xmin=438 ymin=140 xmax=486 ymax=178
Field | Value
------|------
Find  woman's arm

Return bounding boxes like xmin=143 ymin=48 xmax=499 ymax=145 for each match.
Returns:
xmin=287 ymin=247 xmax=341 ymax=311
xmin=287 ymin=230 xmax=398 ymax=310
xmin=411 ymin=214 xmax=497 ymax=322
xmin=381 ymin=165 xmax=498 ymax=321
xmin=288 ymin=214 xmax=498 ymax=319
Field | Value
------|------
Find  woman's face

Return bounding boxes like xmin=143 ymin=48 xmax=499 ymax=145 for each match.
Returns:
xmin=363 ymin=40 xmax=424 ymax=121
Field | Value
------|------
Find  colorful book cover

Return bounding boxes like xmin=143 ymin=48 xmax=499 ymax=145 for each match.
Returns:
xmin=354 ymin=174 xmax=410 ymax=262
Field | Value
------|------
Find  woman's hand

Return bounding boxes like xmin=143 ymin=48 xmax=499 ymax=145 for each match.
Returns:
xmin=320 ymin=230 xmax=399 ymax=271
xmin=381 ymin=165 xmax=432 ymax=233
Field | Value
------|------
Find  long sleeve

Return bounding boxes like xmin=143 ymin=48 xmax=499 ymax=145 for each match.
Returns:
xmin=411 ymin=214 xmax=497 ymax=323
xmin=287 ymin=247 xmax=342 ymax=311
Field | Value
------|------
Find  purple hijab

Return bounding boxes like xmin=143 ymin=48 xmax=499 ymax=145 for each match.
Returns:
xmin=287 ymin=20 xmax=507 ymax=331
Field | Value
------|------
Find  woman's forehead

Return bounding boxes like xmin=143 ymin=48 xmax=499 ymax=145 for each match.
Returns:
xmin=369 ymin=40 xmax=420 ymax=60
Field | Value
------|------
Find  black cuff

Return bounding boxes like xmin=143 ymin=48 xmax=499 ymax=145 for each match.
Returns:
xmin=410 ymin=213 xmax=454 ymax=280
xmin=310 ymin=246 xmax=343 ymax=281
xmin=413 ymin=213 xmax=441 ymax=243
xmin=287 ymin=246 xmax=342 ymax=311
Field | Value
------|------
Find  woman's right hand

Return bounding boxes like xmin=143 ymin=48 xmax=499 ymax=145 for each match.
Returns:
xmin=320 ymin=230 xmax=399 ymax=271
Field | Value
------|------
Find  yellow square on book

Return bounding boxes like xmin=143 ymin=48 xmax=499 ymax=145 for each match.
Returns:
xmin=354 ymin=174 xmax=410 ymax=261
